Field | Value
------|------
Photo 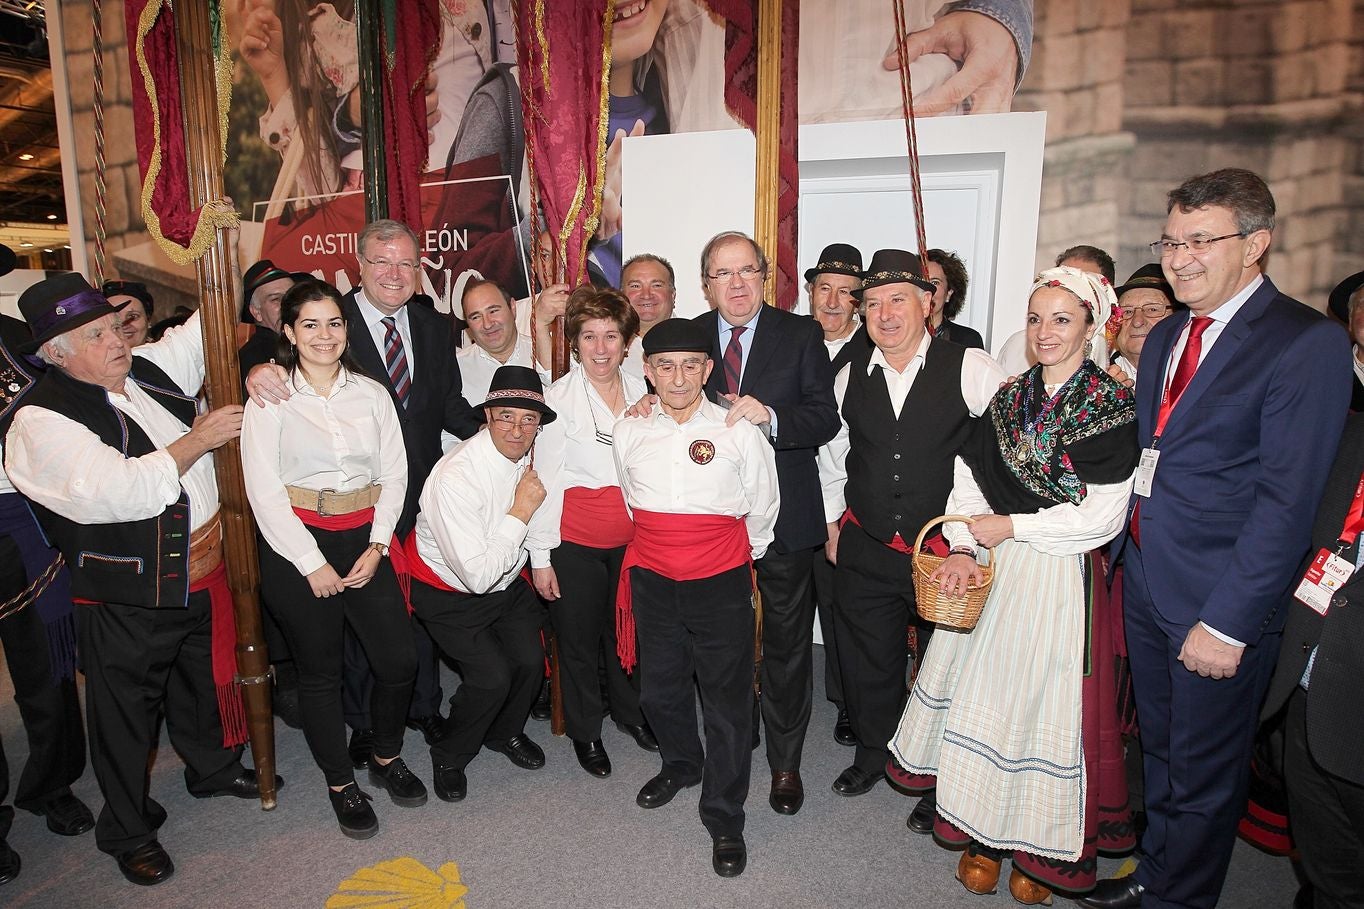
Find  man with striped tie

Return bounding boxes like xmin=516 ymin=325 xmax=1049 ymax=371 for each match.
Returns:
xmin=247 ymin=219 xmax=482 ymax=765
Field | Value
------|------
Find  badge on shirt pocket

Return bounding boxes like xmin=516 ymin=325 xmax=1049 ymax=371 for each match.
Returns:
xmin=689 ymin=440 xmax=715 ymax=465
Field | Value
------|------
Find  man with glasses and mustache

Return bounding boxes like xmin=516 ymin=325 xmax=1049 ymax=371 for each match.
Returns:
xmin=1085 ymin=169 xmax=1352 ymax=909
xmin=246 ymin=219 xmax=483 ymax=767
xmin=1110 ymin=263 xmax=1182 ymax=383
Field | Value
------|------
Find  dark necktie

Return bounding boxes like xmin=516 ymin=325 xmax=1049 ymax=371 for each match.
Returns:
xmin=1131 ymin=316 xmax=1214 ymax=546
xmin=381 ymin=316 xmax=411 ymax=408
xmin=724 ymin=325 xmax=746 ymax=394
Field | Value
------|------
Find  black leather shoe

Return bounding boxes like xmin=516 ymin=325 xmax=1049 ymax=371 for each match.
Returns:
xmin=327 ymin=783 xmax=378 ymax=840
xmin=0 ymin=839 xmax=19 ymax=887
xmin=530 ymin=679 xmax=552 ymax=721
xmin=712 ymin=834 xmax=747 ymax=877
xmin=367 ymin=756 xmax=428 ymax=807
xmin=614 ymin=720 xmax=660 ymax=752
xmin=491 ymin=734 xmax=545 ymax=769
xmin=636 ymin=772 xmax=699 ymax=809
xmin=833 ymin=707 xmax=856 ymax=746
xmin=31 ymin=792 xmax=94 ymax=836
xmin=906 ymin=791 xmax=936 ymax=834
xmin=116 ymin=841 xmax=174 ymax=886
xmin=1075 ymin=876 xmax=1145 ymax=908
xmin=831 ymin=765 xmax=880 ymax=796
xmin=195 ymin=768 xmax=285 ymax=799
xmin=348 ymin=728 xmax=374 ymax=769
xmin=769 ymin=770 xmax=804 ymax=815
xmin=573 ymin=739 xmax=612 ymax=777
xmin=406 ymin=713 xmax=446 ymax=746
xmin=432 ymin=764 xmax=467 ymax=802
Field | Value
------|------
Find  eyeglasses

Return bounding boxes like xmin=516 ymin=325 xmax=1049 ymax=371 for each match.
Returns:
xmin=650 ymin=360 xmax=707 ymax=378
xmin=490 ymin=413 xmax=541 ymax=430
xmin=1148 ymin=233 xmax=1244 ymax=257
xmin=1118 ymin=303 xmax=1173 ymax=321
xmin=705 ymin=265 xmax=763 ymax=282
xmin=360 ymin=254 xmax=419 ymax=275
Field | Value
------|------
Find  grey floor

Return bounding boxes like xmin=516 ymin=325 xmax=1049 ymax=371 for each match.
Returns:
xmin=0 ymin=646 xmax=1298 ymax=908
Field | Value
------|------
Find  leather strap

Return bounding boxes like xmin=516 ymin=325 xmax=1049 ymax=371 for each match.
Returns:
xmin=285 ymin=484 xmax=382 ymax=516
xmin=187 ymin=514 xmax=224 ymax=585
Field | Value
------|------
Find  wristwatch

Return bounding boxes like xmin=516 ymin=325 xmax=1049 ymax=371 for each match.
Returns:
xmin=369 ymin=542 xmax=389 ymax=557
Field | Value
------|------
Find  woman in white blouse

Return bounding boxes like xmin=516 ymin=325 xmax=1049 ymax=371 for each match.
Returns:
xmin=241 ymin=280 xmax=421 ymax=840
xmin=529 ymin=288 xmax=657 ymax=776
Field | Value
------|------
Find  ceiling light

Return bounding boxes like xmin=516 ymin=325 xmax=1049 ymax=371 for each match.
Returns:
xmin=18 ymin=153 xmax=34 ymax=161
xmin=43 ymin=248 xmax=52 ymax=253
xmin=63 ymin=244 xmax=71 ymax=249
xmin=46 ymin=213 xmax=57 ymax=220
xmin=19 ymin=241 xmax=33 ymax=247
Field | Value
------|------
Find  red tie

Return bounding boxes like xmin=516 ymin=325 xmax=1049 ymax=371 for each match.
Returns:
xmin=724 ymin=325 xmax=746 ymax=394
xmin=1130 ymin=316 xmax=1213 ymax=547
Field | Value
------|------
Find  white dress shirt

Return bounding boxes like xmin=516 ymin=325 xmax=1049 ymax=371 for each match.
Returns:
xmin=612 ymin=399 xmax=780 ymax=560
xmin=527 ymin=367 xmax=646 ymax=567
xmin=5 ymin=312 xmax=219 ymax=532
xmin=621 ymin=342 xmax=647 ymax=384
xmin=444 ymin=333 xmax=549 ymax=453
xmin=821 ymin=317 xmax=860 ymax=361
xmin=818 ymin=332 xmax=1006 ymax=523
xmin=241 ymin=367 xmax=408 ymax=575
xmin=354 ymin=291 xmax=415 ymax=375
xmin=414 ymin=428 xmax=546 ymax=594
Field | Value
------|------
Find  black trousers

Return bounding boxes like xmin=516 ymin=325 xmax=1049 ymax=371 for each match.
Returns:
xmin=342 ymin=609 xmax=444 ymax=727
xmin=810 ymin=547 xmax=844 ymax=706
xmin=0 ymin=537 xmax=86 ymax=842
xmin=548 ymin=541 xmax=643 ymax=741
xmin=832 ymin=521 xmax=924 ymax=774
xmin=633 ymin=565 xmax=754 ymax=839
xmin=259 ymin=524 xmax=416 ymax=787
xmin=755 ymin=547 xmax=818 ymax=771
xmin=1283 ymin=688 xmax=1364 ymax=908
xmin=77 ymin=590 xmax=244 ymax=855
xmin=412 ymin=577 xmax=544 ymax=770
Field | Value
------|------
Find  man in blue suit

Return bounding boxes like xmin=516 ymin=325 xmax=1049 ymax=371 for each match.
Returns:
xmin=1082 ymin=170 xmax=1352 ymax=908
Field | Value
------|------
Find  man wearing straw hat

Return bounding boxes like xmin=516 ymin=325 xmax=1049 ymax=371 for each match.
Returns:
xmin=816 ymin=248 xmax=1003 ymax=823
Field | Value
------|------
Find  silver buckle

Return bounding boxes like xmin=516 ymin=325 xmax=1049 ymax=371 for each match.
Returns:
xmin=316 ymin=487 xmax=338 ymax=517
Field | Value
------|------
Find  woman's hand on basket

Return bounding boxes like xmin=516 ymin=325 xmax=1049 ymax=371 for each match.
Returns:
xmin=967 ymin=514 xmax=1014 ymax=548
xmin=930 ymin=553 xmax=983 ymax=597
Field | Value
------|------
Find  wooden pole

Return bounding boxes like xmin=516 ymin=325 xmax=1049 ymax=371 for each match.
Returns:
xmin=754 ymin=0 xmax=782 ymax=308
xmin=355 ymin=0 xmax=388 ymax=222
xmin=174 ymin=0 xmax=277 ymax=810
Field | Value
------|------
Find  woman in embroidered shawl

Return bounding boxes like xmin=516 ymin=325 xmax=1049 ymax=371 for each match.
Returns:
xmin=890 ymin=266 xmax=1140 ymax=904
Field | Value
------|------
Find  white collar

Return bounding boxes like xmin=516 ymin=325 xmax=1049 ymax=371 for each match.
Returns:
xmin=867 ymin=330 xmax=931 ymax=375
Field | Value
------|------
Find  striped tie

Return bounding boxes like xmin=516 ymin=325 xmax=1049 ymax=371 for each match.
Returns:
xmin=381 ymin=316 xmax=411 ymax=408
xmin=724 ymin=325 xmax=746 ymax=394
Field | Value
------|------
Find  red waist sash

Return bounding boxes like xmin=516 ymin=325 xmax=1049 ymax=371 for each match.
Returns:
xmin=842 ymin=510 xmax=948 ymax=556
xmin=561 ymin=486 xmax=634 ymax=548
xmin=293 ymin=506 xmax=408 ymax=612
xmin=615 ymin=510 xmax=752 ymax=673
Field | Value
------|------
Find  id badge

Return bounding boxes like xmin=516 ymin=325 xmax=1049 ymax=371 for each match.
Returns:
xmin=1134 ymin=448 xmax=1159 ymax=498
xmin=1293 ymin=548 xmax=1354 ymax=615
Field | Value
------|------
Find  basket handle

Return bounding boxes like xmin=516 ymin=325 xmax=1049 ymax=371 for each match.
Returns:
xmin=913 ymin=514 xmax=977 ymax=556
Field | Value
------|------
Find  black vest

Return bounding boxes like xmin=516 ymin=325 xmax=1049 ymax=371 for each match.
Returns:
xmin=15 ymin=360 xmax=199 ymax=609
xmin=843 ymin=338 xmax=971 ymax=542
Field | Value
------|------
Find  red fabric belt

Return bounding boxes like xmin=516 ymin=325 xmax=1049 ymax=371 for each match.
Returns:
xmin=292 ymin=504 xmax=373 ymax=531
xmin=561 ymin=486 xmax=634 ymax=548
xmin=842 ymin=510 xmax=948 ymax=556
xmin=397 ymin=530 xmax=461 ymax=595
xmin=615 ymin=510 xmax=752 ymax=673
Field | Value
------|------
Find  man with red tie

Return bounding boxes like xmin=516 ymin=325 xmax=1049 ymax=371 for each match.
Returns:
xmin=1082 ymin=169 xmax=1352 ymax=909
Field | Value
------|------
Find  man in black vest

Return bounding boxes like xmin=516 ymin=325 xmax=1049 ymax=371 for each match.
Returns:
xmin=247 ymin=220 xmax=484 ymax=762
xmin=817 ymin=249 xmax=1003 ymax=816
xmin=5 ymin=274 xmax=280 ymax=886
xmin=692 ymin=230 xmax=840 ymax=816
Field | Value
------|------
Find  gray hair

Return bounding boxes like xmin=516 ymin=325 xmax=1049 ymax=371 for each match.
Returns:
xmin=1167 ymin=168 xmax=1276 ymax=236
xmin=699 ymin=231 xmax=769 ymax=279
xmin=37 ymin=332 xmax=72 ymax=367
xmin=357 ymin=219 xmax=421 ymax=257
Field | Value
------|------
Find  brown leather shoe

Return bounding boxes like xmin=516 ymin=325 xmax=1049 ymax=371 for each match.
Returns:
xmin=1009 ymin=867 xmax=1053 ymax=905
xmin=956 ymin=849 xmax=1002 ymax=895
xmin=769 ymin=770 xmax=804 ymax=815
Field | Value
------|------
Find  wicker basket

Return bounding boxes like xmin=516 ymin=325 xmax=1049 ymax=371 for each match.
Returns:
xmin=911 ymin=514 xmax=994 ymax=630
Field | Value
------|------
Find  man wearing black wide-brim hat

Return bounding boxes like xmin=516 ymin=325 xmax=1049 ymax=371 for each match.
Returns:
xmin=817 ymin=248 xmax=1004 ymax=817
xmin=1327 ymin=269 xmax=1364 ymax=412
xmin=1112 ymin=263 xmax=1184 ymax=383
xmin=4 ymin=273 xmax=281 ymax=886
xmin=401 ymin=364 xmax=557 ymax=803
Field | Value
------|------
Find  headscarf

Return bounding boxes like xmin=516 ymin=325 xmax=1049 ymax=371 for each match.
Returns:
xmin=1029 ymin=266 xmax=1117 ymax=370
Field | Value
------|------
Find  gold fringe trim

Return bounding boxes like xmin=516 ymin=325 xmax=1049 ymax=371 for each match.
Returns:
xmin=534 ymin=0 xmax=551 ymax=94
xmin=134 ymin=0 xmax=238 ymax=267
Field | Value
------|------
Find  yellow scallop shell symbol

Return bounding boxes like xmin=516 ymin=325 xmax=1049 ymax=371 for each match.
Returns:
xmin=326 ymin=857 xmax=470 ymax=908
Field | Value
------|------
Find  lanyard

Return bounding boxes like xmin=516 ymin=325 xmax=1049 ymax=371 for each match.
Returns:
xmin=1337 ymin=474 xmax=1364 ymax=548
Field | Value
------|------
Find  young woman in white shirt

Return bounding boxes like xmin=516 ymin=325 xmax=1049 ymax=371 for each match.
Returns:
xmin=529 ymin=288 xmax=657 ymax=776
xmin=240 ymin=280 xmax=422 ymax=839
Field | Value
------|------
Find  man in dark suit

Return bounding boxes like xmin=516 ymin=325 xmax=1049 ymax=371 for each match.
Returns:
xmin=1262 ymin=413 xmax=1364 ymax=909
xmin=1083 ymin=169 xmax=1352 ymax=909
xmin=247 ymin=219 xmax=483 ymax=763
xmin=691 ymin=230 xmax=840 ymax=816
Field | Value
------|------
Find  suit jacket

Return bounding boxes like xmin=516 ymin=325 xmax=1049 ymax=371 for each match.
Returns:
xmin=936 ymin=319 xmax=985 ymax=350
xmin=1263 ymin=412 xmax=1364 ymax=785
xmin=343 ymin=291 xmax=481 ymax=534
xmin=695 ymin=306 xmax=839 ymax=553
xmin=1116 ymin=276 xmax=1352 ymax=643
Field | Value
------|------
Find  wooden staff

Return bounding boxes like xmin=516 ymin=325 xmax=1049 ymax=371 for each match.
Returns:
xmin=754 ymin=0 xmax=782 ymax=309
xmin=355 ymin=0 xmax=388 ymax=223
xmin=174 ymin=0 xmax=277 ymax=809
